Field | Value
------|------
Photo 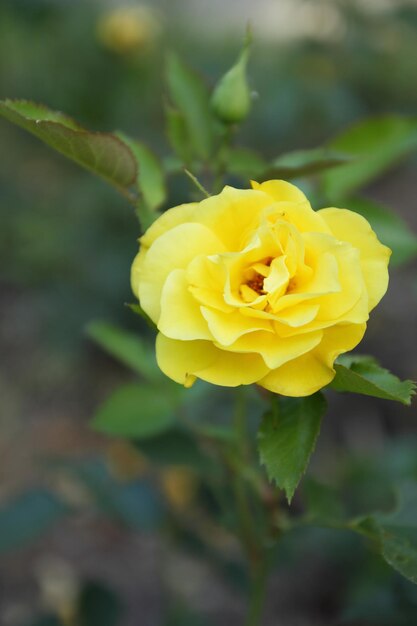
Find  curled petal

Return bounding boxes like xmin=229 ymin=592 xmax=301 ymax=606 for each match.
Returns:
xmin=158 ymin=269 xmax=212 ymax=341
xmin=156 ymin=334 xmax=269 ymax=387
xmin=319 ymin=208 xmax=391 ymax=311
xmin=259 ymin=322 xmax=366 ymax=396
xmin=137 ymin=222 xmax=226 ymax=322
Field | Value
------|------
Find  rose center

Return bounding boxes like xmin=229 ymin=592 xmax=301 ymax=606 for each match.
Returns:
xmin=241 ymin=256 xmax=273 ymax=298
xmin=246 ymin=273 xmax=265 ymax=294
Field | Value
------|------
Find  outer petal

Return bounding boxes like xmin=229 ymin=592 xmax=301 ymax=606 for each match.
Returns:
xmin=195 ymin=186 xmax=275 ymax=251
xmin=251 ymin=179 xmax=309 ymax=203
xmin=259 ymin=322 xmax=366 ymax=396
xmin=136 ymin=223 xmax=226 ymax=322
xmin=156 ymin=334 xmax=269 ymax=387
xmin=156 ymin=334 xmax=217 ymax=387
xmin=225 ymin=329 xmax=323 ymax=369
xmin=259 ymin=351 xmax=335 ymax=397
xmin=158 ymin=269 xmax=212 ymax=341
xmin=318 ymin=208 xmax=391 ymax=311
xmin=140 ymin=202 xmax=198 ymax=249
xmin=252 ymin=180 xmax=331 ymax=234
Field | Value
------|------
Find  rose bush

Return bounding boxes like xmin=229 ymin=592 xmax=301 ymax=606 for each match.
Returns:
xmin=131 ymin=180 xmax=390 ymax=396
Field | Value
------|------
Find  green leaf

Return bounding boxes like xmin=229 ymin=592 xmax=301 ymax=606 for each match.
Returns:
xmin=331 ymin=355 xmax=416 ymax=406
xmin=86 ymin=321 xmax=159 ymax=382
xmin=269 ymin=148 xmax=352 ymax=179
xmin=0 ymin=99 xmax=137 ymax=195
xmin=79 ymin=581 xmax=122 ymax=626
xmin=225 ymin=147 xmax=268 ymax=179
xmin=91 ymin=383 xmax=176 ymax=439
xmin=322 ymin=115 xmax=417 ymax=200
xmin=348 ymin=197 xmax=417 ymax=267
xmin=0 ymin=489 xmax=67 ymax=553
xmin=117 ymin=132 xmax=167 ymax=213
xmin=257 ymin=393 xmax=327 ymax=503
xmin=165 ymin=105 xmax=192 ymax=164
xmin=166 ymin=53 xmax=214 ymax=160
xmin=380 ymin=532 xmax=417 ymax=585
xmin=367 ymin=483 xmax=417 ymax=584
xmin=303 ymin=478 xmax=346 ymax=526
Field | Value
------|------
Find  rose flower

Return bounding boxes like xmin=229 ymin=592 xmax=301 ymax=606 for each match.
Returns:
xmin=131 ymin=180 xmax=390 ymax=396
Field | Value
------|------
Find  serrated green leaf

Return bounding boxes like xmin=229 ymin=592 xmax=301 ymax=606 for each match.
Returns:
xmin=269 ymin=147 xmax=352 ymax=179
xmin=0 ymin=99 xmax=137 ymax=195
xmin=0 ymin=489 xmax=67 ymax=553
xmin=322 ymin=115 xmax=417 ymax=200
xmin=331 ymin=355 xmax=416 ymax=405
xmin=86 ymin=321 xmax=159 ymax=381
xmin=91 ymin=383 xmax=176 ymax=439
xmin=166 ymin=53 xmax=214 ymax=160
xmin=117 ymin=132 xmax=167 ymax=213
xmin=257 ymin=393 xmax=327 ymax=503
xmin=348 ymin=197 xmax=417 ymax=266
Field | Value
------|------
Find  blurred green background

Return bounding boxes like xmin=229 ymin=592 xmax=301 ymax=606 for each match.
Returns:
xmin=1 ymin=1 xmax=417 ymax=625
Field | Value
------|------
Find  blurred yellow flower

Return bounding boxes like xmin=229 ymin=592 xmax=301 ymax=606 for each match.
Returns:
xmin=160 ymin=467 xmax=198 ymax=510
xmin=131 ymin=181 xmax=390 ymax=397
xmin=96 ymin=5 xmax=160 ymax=55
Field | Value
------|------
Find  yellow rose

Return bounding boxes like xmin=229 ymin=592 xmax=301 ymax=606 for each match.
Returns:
xmin=96 ymin=6 xmax=160 ymax=55
xmin=131 ymin=181 xmax=390 ymax=397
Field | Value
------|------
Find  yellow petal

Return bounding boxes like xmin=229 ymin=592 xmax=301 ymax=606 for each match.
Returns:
xmin=251 ymin=179 xmax=308 ymax=203
xmin=252 ymin=180 xmax=331 ymax=234
xmin=187 ymin=255 xmax=232 ymax=313
xmin=156 ymin=334 xmax=269 ymax=387
xmin=196 ymin=349 xmax=270 ymax=386
xmin=259 ymin=352 xmax=334 ymax=396
xmin=201 ymin=307 xmax=273 ymax=346
xmin=156 ymin=334 xmax=217 ymax=386
xmin=318 ymin=208 xmax=391 ymax=311
xmin=138 ymin=223 xmax=226 ymax=322
xmin=196 ymin=186 xmax=274 ymax=250
xmin=226 ymin=329 xmax=323 ymax=369
xmin=259 ymin=322 xmax=366 ymax=396
xmin=158 ymin=269 xmax=212 ymax=341
xmin=140 ymin=202 xmax=198 ymax=249
xmin=273 ymin=303 xmax=320 ymax=327
xmin=316 ymin=322 xmax=367 ymax=364
xmin=131 ymin=247 xmax=146 ymax=300
xmin=302 ymin=232 xmax=366 ymax=322
xmin=263 ymin=255 xmax=290 ymax=295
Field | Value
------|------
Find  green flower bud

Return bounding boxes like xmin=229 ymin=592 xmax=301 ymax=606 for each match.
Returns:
xmin=211 ymin=45 xmax=251 ymax=125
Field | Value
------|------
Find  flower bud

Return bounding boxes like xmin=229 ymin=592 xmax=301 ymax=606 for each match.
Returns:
xmin=211 ymin=45 xmax=251 ymax=124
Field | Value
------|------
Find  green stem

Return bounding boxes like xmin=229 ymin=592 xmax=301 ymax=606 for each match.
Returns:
xmin=232 ymin=387 xmax=269 ymax=626
xmin=246 ymin=561 xmax=268 ymax=626
xmin=212 ymin=124 xmax=236 ymax=193
xmin=183 ymin=168 xmax=211 ymax=198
